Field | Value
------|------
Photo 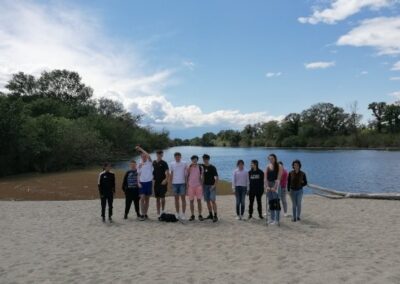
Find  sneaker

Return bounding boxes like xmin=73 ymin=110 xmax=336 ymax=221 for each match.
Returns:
xmin=199 ymin=215 xmax=204 ymax=221
xmin=297 ymin=217 xmax=301 ymax=221
xmin=248 ymin=215 xmax=253 ymax=220
xmin=109 ymin=217 xmax=113 ymax=223
xmin=205 ymin=214 xmax=213 ymax=220
xmin=139 ymin=215 xmax=145 ymax=221
xmin=213 ymin=215 xmax=218 ymax=223
xmin=240 ymin=215 xmax=244 ymax=220
xmin=235 ymin=216 xmax=240 ymax=220
xmin=259 ymin=215 xmax=264 ymax=219
xmin=144 ymin=214 xmax=149 ymax=219
xmin=283 ymin=213 xmax=288 ymax=217
xmin=124 ymin=214 xmax=128 ymax=220
xmin=189 ymin=215 xmax=195 ymax=221
xmin=269 ymin=221 xmax=275 ymax=225
xmin=180 ymin=214 xmax=187 ymax=221
xmin=102 ymin=216 xmax=105 ymax=222
xmin=291 ymin=218 xmax=296 ymax=222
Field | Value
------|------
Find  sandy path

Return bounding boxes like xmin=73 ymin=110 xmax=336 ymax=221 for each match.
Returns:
xmin=1 ymin=196 xmax=399 ymax=283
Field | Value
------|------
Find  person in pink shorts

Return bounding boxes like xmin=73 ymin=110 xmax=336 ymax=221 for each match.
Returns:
xmin=186 ymin=155 xmax=204 ymax=221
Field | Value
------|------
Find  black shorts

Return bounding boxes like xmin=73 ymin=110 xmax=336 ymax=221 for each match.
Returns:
xmin=154 ymin=183 xmax=167 ymax=198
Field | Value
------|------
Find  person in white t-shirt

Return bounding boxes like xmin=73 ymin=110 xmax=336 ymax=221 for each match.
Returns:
xmin=169 ymin=152 xmax=187 ymax=220
xmin=136 ymin=146 xmax=153 ymax=221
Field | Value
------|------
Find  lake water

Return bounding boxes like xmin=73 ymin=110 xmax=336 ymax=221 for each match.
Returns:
xmin=115 ymin=146 xmax=400 ymax=194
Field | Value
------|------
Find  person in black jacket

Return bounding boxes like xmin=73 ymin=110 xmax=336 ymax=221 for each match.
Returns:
xmin=248 ymin=160 xmax=264 ymax=220
xmin=287 ymin=159 xmax=308 ymax=222
xmin=122 ymin=159 xmax=141 ymax=219
xmin=98 ymin=162 xmax=115 ymax=222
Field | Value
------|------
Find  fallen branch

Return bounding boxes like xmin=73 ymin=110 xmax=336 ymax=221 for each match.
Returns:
xmin=308 ymin=184 xmax=400 ymax=200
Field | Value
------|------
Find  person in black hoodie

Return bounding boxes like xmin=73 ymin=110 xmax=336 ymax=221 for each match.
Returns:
xmin=248 ymin=160 xmax=264 ymax=220
xmin=122 ymin=159 xmax=141 ymax=220
xmin=98 ymin=162 xmax=115 ymax=222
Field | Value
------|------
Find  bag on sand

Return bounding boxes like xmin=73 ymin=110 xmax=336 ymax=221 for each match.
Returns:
xmin=269 ymin=198 xmax=281 ymax=211
xmin=159 ymin=213 xmax=178 ymax=222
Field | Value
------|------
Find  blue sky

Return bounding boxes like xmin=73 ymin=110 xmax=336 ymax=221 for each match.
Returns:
xmin=1 ymin=0 xmax=400 ymax=138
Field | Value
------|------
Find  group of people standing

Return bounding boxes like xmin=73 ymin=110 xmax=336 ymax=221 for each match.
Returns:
xmin=97 ymin=147 xmax=307 ymax=226
xmin=232 ymin=154 xmax=307 ymax=225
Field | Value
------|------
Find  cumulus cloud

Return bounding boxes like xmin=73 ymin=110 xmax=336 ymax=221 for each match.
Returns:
xmin=129 ymin=96 xmax=283 ymax=128
xmin=0 ymin=0 xmax=282 ymax=130
xmin=265 ymin=72 xmax=282 ymax=78
xmin=337 ymin=17 xmax=400 ymax=55
xmin=389 ymin=91 xmax=400 ymax=99
xmin=298 ymin=0 xmax=393 ymax=24
xmin=305 ymin=61 xmax=336 ymax=69
xmin=392 ymin=61 xmax=400 ymax=70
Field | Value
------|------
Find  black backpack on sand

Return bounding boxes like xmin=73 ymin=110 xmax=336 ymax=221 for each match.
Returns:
xmin=159 ymin=213 xmax=178 ymax=222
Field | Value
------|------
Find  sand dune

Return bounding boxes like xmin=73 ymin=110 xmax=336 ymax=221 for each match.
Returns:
xmin=1 ymin=196 xmax=399 ymax=283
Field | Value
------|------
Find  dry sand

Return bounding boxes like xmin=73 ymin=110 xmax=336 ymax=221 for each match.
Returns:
xmin=1 ymin=196 xmax=399 ymax=284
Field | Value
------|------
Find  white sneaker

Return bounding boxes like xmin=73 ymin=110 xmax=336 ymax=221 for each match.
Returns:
xmin=240 ymin=215 xmax=244 ymax=220
xmin=180 ymin=214 xmax=186 ymax=220
xmin=235 ymin=216 xmax=240 ymax=220
xmin=284 ymin=213 xmax=288 ymax=217
xmin=175 ymin=213 xmax=179 ymax=219
xmin=269 ymin=221 xmax=276 ymax=225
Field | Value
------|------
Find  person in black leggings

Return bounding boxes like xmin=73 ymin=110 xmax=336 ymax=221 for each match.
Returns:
xmin=98 ymin=162 xmax=115 ymax=222
xmin=122 ymin=159 xmax=141 ymax=219
xmin=248 ymin=160 xmax=264 ymax=220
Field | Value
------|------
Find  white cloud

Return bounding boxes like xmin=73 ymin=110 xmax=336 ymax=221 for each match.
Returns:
xmin=389 ymin=91 xmax=400 ymax=99
xmin=299 ymin=0 xmax=393 ymax=24
xmin=0 ymin=0 xmax=282 ymax=129
xmin=305 ymin=61 xmax=336 ymax=69
xmin=265 ymin=72 xmax=282 ymax=78
xmin=337 ymin=17 xmax=400 ymax=55
xmin=389 ymin=76 xmax=400 ymax=80
xmin=392 ymin=60 xmax=400 ymax=70
xmin=129 ymin=96 xmax=283 ymax=128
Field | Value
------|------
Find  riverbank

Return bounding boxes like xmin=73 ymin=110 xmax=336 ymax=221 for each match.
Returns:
xmin=1 ymin=196 xmax=399 ymax=283
xmin=0 ymin=169 xmax=232 ymax=201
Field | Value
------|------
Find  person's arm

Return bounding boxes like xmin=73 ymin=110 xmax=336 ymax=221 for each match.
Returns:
xmin=302 ymin=172 xmax=308 ymax=187
xmin=163 ymin=168 xmax=170 ymax=185
xmin=264 ymin=167 xmax=269 ymax=192
xmin=200 ymin=166 xmax=204 ymax=185
xmin=169 ymin=164 xmax=174 ymax=185
xmin=213 ymin=167 xmax=219 ymax=189
xmin=287 ymin=172 xmax=291 ymax=192
xmin=135 ymin=146 xmax=151 ymax=161
xmin=261 ymin=170 xmax=265 ymax=190
xmin=98 ymin=172 xmax=103 ymax=196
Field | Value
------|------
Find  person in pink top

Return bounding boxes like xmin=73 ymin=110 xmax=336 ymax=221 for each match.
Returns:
xmin=279 ymin=161 xmax=289 ymax=217
xmin=186 ymin=155 xmax=204 ymax=221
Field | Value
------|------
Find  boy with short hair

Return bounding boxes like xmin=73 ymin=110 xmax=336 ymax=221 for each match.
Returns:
xmin=122 ymin=159 xmax=141 ymax=219
xmin=98 ymin=162 xmax=115 ymax=222
xmin=153 ymin=150 xmax=170 ymax=219
xmin=136 ymin=146 xmax=153 ymax=221
xmin=170 ymin=152 xmax=187 ymax=220
xmin=187 ymin=155 xmax=204 ymax=221
xmin=202 ymin=154 xmax=219 ymax=222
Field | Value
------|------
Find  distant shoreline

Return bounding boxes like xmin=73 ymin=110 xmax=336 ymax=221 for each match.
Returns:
xmin=172 ymin=145 xmax=400 ymax=151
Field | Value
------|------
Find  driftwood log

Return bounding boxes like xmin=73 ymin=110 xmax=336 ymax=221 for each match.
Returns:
xmin=308 ymin=184 xmax=400 ymax=200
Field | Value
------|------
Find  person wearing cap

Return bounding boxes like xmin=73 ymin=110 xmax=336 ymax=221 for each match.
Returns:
xmin=98 ymin=162 xmax=115 ymax=222
xmin=202 ymin=154 xmax=219 ymax=222
xmin=152 ymin=150 xmax=170 ymax=220
xmin=187 ymin=155 xmax=204 ymax=221
xmin=170 ymin=152 xmax=188 ymax=220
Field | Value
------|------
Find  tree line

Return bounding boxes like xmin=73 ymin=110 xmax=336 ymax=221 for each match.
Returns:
xmin=0 ymin=70 xmax=170 ymax=176
xmin=173 ymin=101 xmax=400 ymax=148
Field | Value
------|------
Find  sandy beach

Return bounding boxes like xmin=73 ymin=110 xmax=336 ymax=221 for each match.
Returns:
xmin=1 ymin=195 xmax=399 ymax=284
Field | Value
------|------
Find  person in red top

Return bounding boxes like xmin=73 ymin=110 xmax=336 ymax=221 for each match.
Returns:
xmin=279 ymin=161 xmax=289 ymax=217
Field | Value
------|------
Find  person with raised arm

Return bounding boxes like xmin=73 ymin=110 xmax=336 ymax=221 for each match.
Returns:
xmin=136 ymin=146 xmax=153 ymax=221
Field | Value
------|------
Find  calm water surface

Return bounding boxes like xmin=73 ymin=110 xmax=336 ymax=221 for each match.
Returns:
xmin=116 ymin=146 xmax=400 ymax=194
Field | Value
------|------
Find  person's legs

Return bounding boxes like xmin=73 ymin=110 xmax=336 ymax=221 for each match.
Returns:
xmin=195 ymin=186 xmax=203 ymax=216
xmin=161 ymin=197 xmax=166 ymax=213
xmin=101 ymin=197 xmax=106 ymax=219
xmin=296 ymin=189 xmax=303 ymax=220
xmin=140 ymin=195 xmax=145 ymax=216
xmin=190 ymin=199 xmax=195 ymax=216
xmin=291 ymin=191 xmax=297 ymax=220
xmin=256 ymin=190 xmax=263 ymax=217
xmin=133 ymin=192 xmax=140 ymax=217
xmin=197 ymin=199 xmax=202 ymax=216
xmin=248 ymin=189 xmax=255 ymax=217
xmin=125 ymin=192 xmax=132 ymax=216
xmin=145 ymin=196 xmax=151 ymax=215
xmin=180 ymin=193 xmax=186 ymax=215
xmin=279 ymin=187 xmax=288 ymax=214
xmin=240 ymin=187 xmax=246 ymax=217
xmin=107 ymin=195 xmax=113 ymax=218
xmin=235 ymin=187 xmax=240 ymax=216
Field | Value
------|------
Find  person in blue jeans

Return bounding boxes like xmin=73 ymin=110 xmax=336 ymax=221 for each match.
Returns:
xmin=232 ymin=160 xmax=249 ymax=220
xmin=287 ymin=159 xmax=308 ymax=222
xmin=265 ymin=154 xmax=283 ymax=225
